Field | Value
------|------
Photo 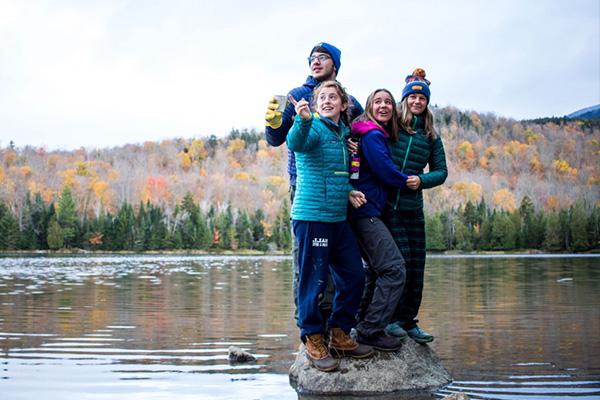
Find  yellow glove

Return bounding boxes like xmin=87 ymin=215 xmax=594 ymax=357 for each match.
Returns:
xmin=265 ymin=97 xmax=283 ymax=129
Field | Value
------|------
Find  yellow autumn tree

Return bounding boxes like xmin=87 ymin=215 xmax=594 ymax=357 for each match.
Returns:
xmin=493 ymin=188 xmax=516 ymax=211
xmin=553 ymin=159 xmax=578 ymax=177
xmin=456 ymin=140 xmax=475 ymax=169
xmin=452 ymin=181 xmax=482 ymax=203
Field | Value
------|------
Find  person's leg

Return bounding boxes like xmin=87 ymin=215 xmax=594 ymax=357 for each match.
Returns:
xmin=401 ymin=209 xmax=433 ymax=343
xmin=401 ymin=209 xmax=426 ymax=329
xmin=327 ymin=221 xmax=373 ymax=359
xmin=290 ymin=186 xmax=300 ymax=321
xmin=293 ymin=220 xmax=331 ymax=338
xmin=293 ymin=220 xmax=339 ymax=370
xmin=383 ymin=210 xmax=412 ymax=324
xmin=353 ymin=217 xmax=406 ymax=337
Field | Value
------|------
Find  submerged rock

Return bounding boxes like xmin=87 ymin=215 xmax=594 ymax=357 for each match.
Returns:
xmin=228 ymin=346 xmax=256 ymax=362
xmin=289 ymin=339 xmax=452 ymax=396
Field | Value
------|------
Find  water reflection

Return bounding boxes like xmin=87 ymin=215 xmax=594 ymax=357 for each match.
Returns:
xmin=0 ymin=255 xmax=599 ymax=399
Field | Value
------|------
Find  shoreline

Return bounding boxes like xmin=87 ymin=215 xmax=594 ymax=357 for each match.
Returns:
xmin=0 ymin=249 xmax=598 ymax=258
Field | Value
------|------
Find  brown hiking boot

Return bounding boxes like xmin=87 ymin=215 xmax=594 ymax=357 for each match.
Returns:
xmin=305 ymin=333 xmax=339 ymax=372
xmin=329 ymin=327 xmax=374 ymax=359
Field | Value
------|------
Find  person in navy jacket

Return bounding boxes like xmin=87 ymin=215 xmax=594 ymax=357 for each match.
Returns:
xmin=349 ymin=88 xmax=409 ymax=351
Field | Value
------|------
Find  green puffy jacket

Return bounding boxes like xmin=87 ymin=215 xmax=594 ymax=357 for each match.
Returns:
xmin=387 ymin=115 xmax=448 ymax=211
xmin=287 ymin=113 xmax=352 ymax=222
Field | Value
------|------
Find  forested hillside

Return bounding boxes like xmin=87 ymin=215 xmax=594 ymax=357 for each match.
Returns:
xmin=0 ymin=107 xmax=598 ymax=252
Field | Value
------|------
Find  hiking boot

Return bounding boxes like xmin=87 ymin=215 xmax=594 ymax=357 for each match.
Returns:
xmin=329 ymin=327 xmax=374 ymax=359
xmin=305 ymin=333 xmax=339 ymax=372
xmin=385 ymin=321 xmax=408 ymax=339
xmin=356 ymin=331 xmax=403 ymax=352
xmin=406 ymin=325 xmax=434 ymax=344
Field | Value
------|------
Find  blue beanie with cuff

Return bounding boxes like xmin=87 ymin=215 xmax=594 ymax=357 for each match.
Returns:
xmin=309 ymin=42 xmax=341 ymax=73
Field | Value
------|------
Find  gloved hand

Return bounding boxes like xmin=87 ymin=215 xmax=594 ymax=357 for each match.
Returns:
xmin=265 ymin=97 xmax=283 ymax=129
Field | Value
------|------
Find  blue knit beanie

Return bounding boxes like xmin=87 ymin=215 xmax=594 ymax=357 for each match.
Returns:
xmin=309 ymin=42 xmax=341 ymax=73
xmin=401 ymin=68 xmax=431 ymax=102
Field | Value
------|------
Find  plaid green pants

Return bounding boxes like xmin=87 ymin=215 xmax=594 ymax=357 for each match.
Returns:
xmin=382 ymin=208 xmax=426 ymax=330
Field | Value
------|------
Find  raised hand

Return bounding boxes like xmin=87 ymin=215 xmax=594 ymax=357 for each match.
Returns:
xmin=265 ymin=97 xmax=283 ymax=129
xmin=289 ymin=95 xmax=311 ymax=120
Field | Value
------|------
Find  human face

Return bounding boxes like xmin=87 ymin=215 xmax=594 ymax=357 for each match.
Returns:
xmin=407 ymin=93 xmax=428 ymax=115
xmin=316 ymin=86 xmax=347 ymax=124
xmin=371 ymin=91 xmax=394 ymax=125
xmin=310 ymin=51 xmax=336 ymax=81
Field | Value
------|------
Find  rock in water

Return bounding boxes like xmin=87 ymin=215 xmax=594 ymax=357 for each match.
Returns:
xmin=289 ymin=339 xmax=452 ymax=396
xmin=228 ymin=346 xmax=256 ymax=362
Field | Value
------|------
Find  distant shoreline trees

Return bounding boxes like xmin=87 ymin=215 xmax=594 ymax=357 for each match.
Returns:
xmin=0 ymin=108 xmax=598 ymax=252
xmin=0 ymin=188 xmax=292 ymax=252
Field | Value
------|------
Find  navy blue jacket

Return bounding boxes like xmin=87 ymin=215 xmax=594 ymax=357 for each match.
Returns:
xmin=349 ymin=121 xmax=408 ymax=219
xmin=265 ymin=75 xmax=364 ymax=186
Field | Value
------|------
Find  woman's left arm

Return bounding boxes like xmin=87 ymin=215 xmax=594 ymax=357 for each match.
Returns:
xmin=418 ymin=137 xmax=448 ymax=189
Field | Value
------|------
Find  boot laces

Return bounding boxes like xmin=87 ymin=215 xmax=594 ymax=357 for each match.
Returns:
xmin=307 ymin=334 xmax=328 ymax=358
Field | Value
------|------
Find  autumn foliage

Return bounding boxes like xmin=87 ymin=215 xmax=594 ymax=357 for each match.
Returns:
xmin=0 ymin=109 xmax=598 ymax=251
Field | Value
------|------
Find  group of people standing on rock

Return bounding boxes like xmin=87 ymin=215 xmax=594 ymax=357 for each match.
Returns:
xmin=264 ymin=42 xmax=448 ymax=372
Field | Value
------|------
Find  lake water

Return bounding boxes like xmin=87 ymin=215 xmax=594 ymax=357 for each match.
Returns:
xmin=0 ymin=255 xmax=599 ymax=400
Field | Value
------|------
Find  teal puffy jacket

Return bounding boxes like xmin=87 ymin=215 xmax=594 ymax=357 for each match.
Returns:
xmin=387 ymin=115 xmax=448 ymax=211
xmin=287 ymin=114 xmax=352 ymax=222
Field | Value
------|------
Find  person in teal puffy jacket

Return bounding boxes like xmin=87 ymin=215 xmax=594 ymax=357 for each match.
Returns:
xmin=287 ymin=80 xmax=373 ymax=372
xmin=383 ymin=69 xmax=448 ymax=344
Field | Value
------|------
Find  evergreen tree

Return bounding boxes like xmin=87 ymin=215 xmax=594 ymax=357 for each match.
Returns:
xmin=46 ymin=215 xmax=64 ymax=250
xmin=235 ymin=209 xmax=254 ymax=249
xmin=588 ymin=206 xmax=600 ymax=250
xmin=252 ymin=208 xmax=268 ymax=252
xmin=216 ymin=206 xmax=235 ymax=249
xmin=147 ymin=203 xmax=168 ymax=250
xmin=559 ymin=209 xmax=571 ymax=250
xmin=113 ymin=203 xmax=136 ymax=250
xmin=272 ymin=200 xmax=292 ymax=251
xmin=19 ymin=192 xmax=37 ymax=250
xmin=453 ymin=217 xmax=473 ymax=251
xmin=426 ymin=213 xmax=446 ymax=251
xmin=488 ymin=211 xmax=517 ymax=250
xmin=519 ymin=195 xmax=535 ymax=248
xmin=543 ymin=211 xmax=562 ymax=251
xmin=570 ymin=202 xmax=589 ymax=251
xmin=0 ymin=203 xmax=20 ymax=250
xmin=57 ymin=186 xmax=78 ymax=248
xmin=31 ymin=193 xmax=50 ymax=249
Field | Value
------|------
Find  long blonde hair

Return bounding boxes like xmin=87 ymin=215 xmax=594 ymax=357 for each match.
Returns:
xmin=398 ymin=98 xmax=437 ymax=141
xmin=354 ymin=89 xmax=399 ymax=141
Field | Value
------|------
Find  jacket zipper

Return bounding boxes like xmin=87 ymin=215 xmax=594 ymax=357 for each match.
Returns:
xmin=393 ymin=117 xmax=417 ymax=209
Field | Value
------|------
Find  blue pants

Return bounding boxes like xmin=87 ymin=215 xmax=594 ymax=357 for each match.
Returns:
xmin=293 ymin=220 xmax=365 ymax=339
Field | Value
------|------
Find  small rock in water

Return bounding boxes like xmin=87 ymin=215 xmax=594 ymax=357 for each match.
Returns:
xmin=443 ymin=393 xmax=470 ymax=400
xmin=228 ymin=345 xmax=256 ymax=362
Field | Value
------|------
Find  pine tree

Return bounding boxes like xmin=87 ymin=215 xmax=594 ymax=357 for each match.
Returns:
xmin=252 ymin=208 xmax=268 ymax=252
xmin=46 ymin=215 xmax=64 ymax=250
xmin=426 ymin=213 xmax=446 ymax=251
xmin=31 ymin=194 xmax=50 ymax=249
xmin=453 ymin=217 xmax=473 ymax=251
xmin=235 ymin=209 xmax=253 ymax=249
xmin=570 ymin=202 xmax=589 ymax=251
xmin=272 ymin=200 xmax=292 ymax=251
xmin=543 ymin=211 xmax=562 ymax=251
xmin=19 ymin=193 xmax=37 ymax=250
xmin=57 ymin=186 xmax=78 ymax=248
xmin=0 ymin=203 xmax=20 ymax=250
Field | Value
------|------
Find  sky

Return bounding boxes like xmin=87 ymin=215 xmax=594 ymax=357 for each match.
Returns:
xmin=0 ymin=0 xmax=599 ymax=150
